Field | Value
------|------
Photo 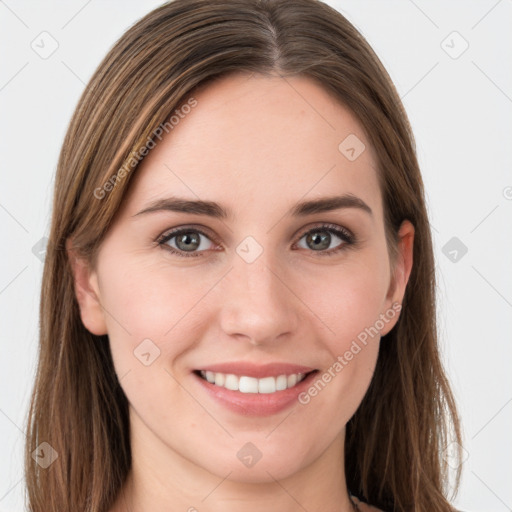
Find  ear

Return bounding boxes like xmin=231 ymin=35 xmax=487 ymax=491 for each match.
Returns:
xmin=380 ymin=220 xmax=415 ymax=336
xmin=66 ymin=239 xmax=108 ymax=336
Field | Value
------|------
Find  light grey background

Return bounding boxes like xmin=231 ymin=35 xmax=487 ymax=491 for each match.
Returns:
xmin=1 ymin=1 xmax=511 ymax=511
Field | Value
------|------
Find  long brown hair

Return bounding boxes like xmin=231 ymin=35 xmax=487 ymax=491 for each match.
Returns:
xmin=24 ymin=1 xmax=463 ymax=510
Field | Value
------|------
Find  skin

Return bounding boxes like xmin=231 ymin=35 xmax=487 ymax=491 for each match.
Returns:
xmin=69 ymin=72 xmax=414 ymax=512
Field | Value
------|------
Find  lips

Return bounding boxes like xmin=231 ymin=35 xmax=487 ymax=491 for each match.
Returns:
xmin=191 ymin=362 xmax=319 ymax=416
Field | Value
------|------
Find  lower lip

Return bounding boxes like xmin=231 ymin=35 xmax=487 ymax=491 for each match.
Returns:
xmin=192 ymin=371 xmax=318 ymax=417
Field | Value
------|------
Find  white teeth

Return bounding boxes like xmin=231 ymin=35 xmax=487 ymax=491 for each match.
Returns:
xmin=239 ymin=376 xmax=259 ymax=393
xmin=198 ymin=370 xmax=310 ymax=393
xmin=258 ymin=376 xmax=276 ymax=394
xmin=224 ymin=374 xmax=239 ymax=391
xmin=276 ymin=375 xmax=287 ymax=391
xmin=214 ymin=373 xmax=225 ymax=387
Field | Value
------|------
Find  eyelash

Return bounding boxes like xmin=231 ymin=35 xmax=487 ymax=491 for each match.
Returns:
xmin=156 ymin=223 xmax=356 ymax=258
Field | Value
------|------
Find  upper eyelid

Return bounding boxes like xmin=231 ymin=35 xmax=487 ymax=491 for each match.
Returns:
xmin=158 ymin=224 xmax=220 ymax=245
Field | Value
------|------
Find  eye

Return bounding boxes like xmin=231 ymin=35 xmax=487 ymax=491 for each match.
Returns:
xmin=157 ymin=227 xmax=218 ymax=257
xmin=157 ymin=223 xmax=356 ymax=258
xmin=294 ymin=223 xmax=355 ymax=256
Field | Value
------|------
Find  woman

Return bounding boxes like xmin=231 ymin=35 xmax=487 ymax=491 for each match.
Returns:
xmin=24 ymin=0 xmax=463 ymax=510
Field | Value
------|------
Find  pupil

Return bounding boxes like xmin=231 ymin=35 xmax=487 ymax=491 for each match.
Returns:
xmin=308 ymin=231 xmax=329 ymax=250
xmin=178 ymin=232 xmax=199 ymax=251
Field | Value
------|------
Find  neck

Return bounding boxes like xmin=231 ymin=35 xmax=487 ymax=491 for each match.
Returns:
xmin=111 ymin=409 xmax=355 ymax=512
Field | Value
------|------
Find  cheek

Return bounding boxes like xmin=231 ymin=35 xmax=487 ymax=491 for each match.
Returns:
xmin=299 ymin=254 xmax=390 ymax=349
xmin=97 ymin=250 xmax=205 ymax=331
xmin=295 ymin=267 xmax=385 ymax=432
xmin=96 ymin=251 xmax=221 ymax=375
xmin=294 ymin=252 xmax=389 ymax=408
xmin=95 ymin=254 xmax=204 ymax=422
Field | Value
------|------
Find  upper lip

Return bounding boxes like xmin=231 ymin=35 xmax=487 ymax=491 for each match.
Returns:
xmin=195 ymin=362 xmax=317 ymax=379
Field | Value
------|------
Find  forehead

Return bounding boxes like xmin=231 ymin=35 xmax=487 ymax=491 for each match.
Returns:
xmin=122 ymin=73 xmax=382 ymax=221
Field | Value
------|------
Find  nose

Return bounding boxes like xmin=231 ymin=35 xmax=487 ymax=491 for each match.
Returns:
xmin=218 ymin=252 xmax=300 ymax=346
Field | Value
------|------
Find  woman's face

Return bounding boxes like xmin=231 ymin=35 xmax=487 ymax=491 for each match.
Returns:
xmin=73 ymin=73 xmax=413 ymax=484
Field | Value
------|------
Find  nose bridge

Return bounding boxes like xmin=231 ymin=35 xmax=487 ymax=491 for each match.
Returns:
xmin=218 ymin=245 xmax=298 ymax=344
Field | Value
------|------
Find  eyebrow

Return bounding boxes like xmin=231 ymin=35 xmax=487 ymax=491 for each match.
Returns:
xmin=134 ymin=193 xmax=373 ymax=219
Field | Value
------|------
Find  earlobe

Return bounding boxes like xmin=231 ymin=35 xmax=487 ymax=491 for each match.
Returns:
xmin=381 ymin=220 xmax=415 ymax=336
xmin=66 ymin=239 xmax=108 ymax=336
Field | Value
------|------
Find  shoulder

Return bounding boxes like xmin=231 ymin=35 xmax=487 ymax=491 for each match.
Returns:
xmin=351 ymin=495 xmax=466 ymax=512
xmin=351 ymin=495 xmax=385 ymax=512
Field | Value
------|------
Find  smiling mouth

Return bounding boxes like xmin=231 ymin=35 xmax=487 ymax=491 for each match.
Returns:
xmin=194 ymin=369 xmax=319 ymax=394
